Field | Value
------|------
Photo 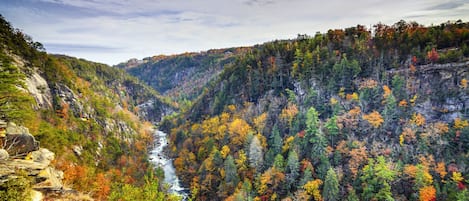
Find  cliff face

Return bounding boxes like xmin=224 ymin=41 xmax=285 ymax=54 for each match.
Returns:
xmin=388 ymin=61 xmax=469 ymax=122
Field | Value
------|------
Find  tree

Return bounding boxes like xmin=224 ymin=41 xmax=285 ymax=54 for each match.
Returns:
xmin=325 ymin=115 xmax=339 ymax=145
xmin=269 ymin=124 xmax=283 ymax=155
xmin=306 ymin=107 xmax=320 ymax=135
xmin=304 ymin=179 xmax=323 ymax=201
xmin=323 ymin=168 xmax=339 ymax=201
xmin=360 ymin=156 xmax=396 ymax=201
xmin=248 ymin=135 xmax=263 ymax=172
xmin=332 ymin=56 xmax=361 ymax=89
xmin=224 ymin=155 xmax=239 ymax=186
xmin=0 ymin=54 xmax=35 ymax=123
xmin=419 ymin=186 xmax=436 ymax=201
xmin=306 ymin=107 xmax=327 ymax=157
xmin=299 ymin=166 xmax=314 ymax=186
xmin=363 ymin=110 xmax=384 ymax=128
xmin=273 ymin=154 xmax=285 ymax=171
xmin=286 ymin=150 xmax=300 ymax=191
xmin=427 ymin=47 xmax=439 ymax=63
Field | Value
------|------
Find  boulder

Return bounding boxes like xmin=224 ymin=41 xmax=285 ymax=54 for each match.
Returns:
xmin=4 ymin=133 xmax=39 ymax=156
xmin=0 ymin=149 xmax=8 ymax=161
xmin=31 ymin=148 xmax=54 ymax=165
xmin=34 ymin=166 xmax=64 ymax=191
xmin=3 ymin=122 xmax=39 ymax=156
xmin=5 ymin=122 xmax=29 ymax=135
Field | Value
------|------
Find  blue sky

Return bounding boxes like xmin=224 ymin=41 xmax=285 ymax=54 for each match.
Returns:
xmin=1 ymin=0 xmax=468 ymax=65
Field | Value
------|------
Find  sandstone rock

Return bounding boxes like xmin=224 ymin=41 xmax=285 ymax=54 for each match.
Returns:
xmin=25 ymin=71 xmax=53 ymax=109
xmin=31 ymin=148 xmax=54 ymax=165
xmin=6 ymin=122 xmax=29 ymax=135
xmin=34 ymin=166 xmax=64 ymax=191
xmin=0 ymin=148 xmax=64 ymax=194
xmin=0 ymin=149 xmax=8 ymax=161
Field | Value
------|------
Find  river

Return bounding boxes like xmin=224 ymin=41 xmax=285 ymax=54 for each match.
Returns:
xmin=149 ymin=130 xmax=188 ymax=200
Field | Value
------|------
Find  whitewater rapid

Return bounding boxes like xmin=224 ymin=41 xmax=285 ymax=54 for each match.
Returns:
xmin=149 ymin=130 xmax=188 ymax=200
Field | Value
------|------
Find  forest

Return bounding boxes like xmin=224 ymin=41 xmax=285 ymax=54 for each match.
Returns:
xmin=157 ymin=20 xmax=469 ymax=201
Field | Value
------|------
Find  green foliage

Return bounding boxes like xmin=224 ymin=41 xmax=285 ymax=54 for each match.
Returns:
xmin=0 ymin=53 xmax=35 ymax=124
xmin=0 ymin=171 xmax=32 ymax=201
xmin=323 ymin=168 xmax=339 ymax=201
xmin=286 ymin=150 xmax=299 ymax=191
xmin=108 ymin=176 xmax=177 ymax=201
xmin=360 ymin=156 xmax=396 ymax=201
xmin=224 ymin=155 xmax=239 ymax=186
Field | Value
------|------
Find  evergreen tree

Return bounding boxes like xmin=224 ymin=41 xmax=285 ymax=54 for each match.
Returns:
xmin=270 ymin=124 xmax=283 ymax=155
xmin=273 ymin=154 xmax=285 ymax=171
xmin=248 ymin=135 xmax=264 ymax=172
xmin=325 ymin=115 xmax=339 ymax=145
xmin=0 ymin=53 xmax=34 ymax=123
xmin=306 ymin=107 xmax=327 ymax=158
xmin=224 ymin=155 xmax=239 ymax=186
xmin=299 ymin=167 xmax=314 ymax=186
xmin=323 ymin=168 xmax=339 ymax=201
xmin=286 ymin=150 xmax=300 ymax=191
xmin=360 ymin=156 xmax=396 ymax=201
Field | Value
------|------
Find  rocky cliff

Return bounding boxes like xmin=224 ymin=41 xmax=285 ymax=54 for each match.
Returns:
xmin=0 ymin=121 xmax=91 ymax=200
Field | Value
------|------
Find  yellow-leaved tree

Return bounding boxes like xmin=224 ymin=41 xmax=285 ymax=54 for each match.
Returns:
xmin=363 ymin=110 xmax=384 ymax=128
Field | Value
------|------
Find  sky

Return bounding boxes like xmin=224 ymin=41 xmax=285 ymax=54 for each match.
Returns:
xmin=1 ymin=0 xmax=468 ymax=65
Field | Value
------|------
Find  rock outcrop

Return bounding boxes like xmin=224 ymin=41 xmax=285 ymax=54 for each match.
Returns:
xmin=2 ymin=122 xmax=39 ymax=157
xmin=25 ymin=71 xmax=53 ymax=109
xmin=0 ymin=121 xmax=67 ymax=200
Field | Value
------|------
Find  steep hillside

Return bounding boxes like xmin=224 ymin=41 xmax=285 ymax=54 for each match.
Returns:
xmin=163 ymin=20 xmax=469 ymax=200
xmin=117 ymin=48 xmax=250 ymax=103
xmin=0 ymin=15 xmax=178 ymax=200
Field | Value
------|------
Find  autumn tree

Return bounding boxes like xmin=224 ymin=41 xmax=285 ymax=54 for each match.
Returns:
xmin=363 ymin=110 xmax=384 ymax=128
xmin=257 ymin=167 xmax=285 ymax=198
xmin=229 ymin=118 xmax=252 ymax=146
xmin=304 ymin=179 xmax=323 ymax=201
xmin=427 ymin=47 xmax=439 ymax=63
xmin=419 ymin=186 xmax=436 ymax=201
